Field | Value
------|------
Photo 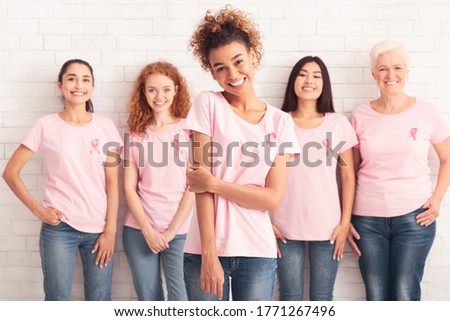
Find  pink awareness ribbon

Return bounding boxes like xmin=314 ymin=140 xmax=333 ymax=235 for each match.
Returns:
xmin=409 ymin=128 xmax=417 ymax=141
xmin=322 ymin=138 xmax=332 ymax=156
xmin=90 ymin=139 xmax=100 ymax=155
xmin=268 ymin=132 xmax=277 ymax=143
xmin=172 ymin=138 xmax=180 ymax=151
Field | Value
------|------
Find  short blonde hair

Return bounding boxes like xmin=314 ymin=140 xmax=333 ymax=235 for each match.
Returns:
xmin=369 ymin=39 xmax=409 ymax=71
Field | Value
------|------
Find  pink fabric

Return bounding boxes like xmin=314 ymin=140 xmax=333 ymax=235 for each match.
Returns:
xmin=183 ymin=91 xmax=300 ymax=258
xmin=351 ymin=99 xmax=449 ymax=217
xmin=21 ymin=113 xmax=123 ymax=233
xmin=123 ymin=118 xmax=193 ymax=234
xmin=272 ymin=113 xmax=358 ymax=240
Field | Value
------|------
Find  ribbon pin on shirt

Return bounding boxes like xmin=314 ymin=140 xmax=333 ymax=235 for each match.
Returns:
xmin=90 ymin=139 xmax=100 ymax=155
xmin=408 ymin=128 xmax=418 ymax=141
xmin=322 ymin=138 xmax=333 ymax=156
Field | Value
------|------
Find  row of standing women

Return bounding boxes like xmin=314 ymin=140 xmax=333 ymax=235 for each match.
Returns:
xmin=3 ymin=6 xmax=450 ymax=301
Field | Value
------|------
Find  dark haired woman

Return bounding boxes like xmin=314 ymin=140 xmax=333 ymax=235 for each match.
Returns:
xmin=2 ymin=59 xmax=122 ymax=300
xmin=271 ymin=56 xmax=357 ymax=301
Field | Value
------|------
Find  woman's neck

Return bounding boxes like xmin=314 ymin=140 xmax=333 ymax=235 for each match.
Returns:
xmin=222 ymin=90 xmax=266 ymax=125
xmin=291 ymin=100 xmax=325 ymax=129
xmin=59 ymin=104 xmax=92 ymax=125
xmin=222 ymin=88 xmax=264 ymax=112
xmin=372 ymin=94 xmax=415 ymax=114
xmin=293 ymin=100 xmax=321 ymax=118
xmin=149 ymin=111 xmax=178 ymax=131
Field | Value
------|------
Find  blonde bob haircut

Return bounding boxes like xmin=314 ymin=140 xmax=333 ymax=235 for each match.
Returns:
xmin=369 ymin=39 xmax=410 ymax=72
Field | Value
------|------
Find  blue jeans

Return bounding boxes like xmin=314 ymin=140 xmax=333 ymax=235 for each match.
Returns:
xmin=122 ymin=226 xmax=188 ymax=301
xmin=184 ymin=254 xmax=276 ymax=301
xmin=352 ymin=207 xmax=436 ymax=301
xmin=276 ymin=240 xmax=338 ymax=301
xmin=39 ymin=222 xmax=113 ymax=301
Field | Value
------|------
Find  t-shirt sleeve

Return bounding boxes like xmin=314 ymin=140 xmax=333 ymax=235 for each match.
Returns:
xmin=103 ymin=119 xmax=124 ymax=169
xmin=184 ymin=92 xmax=213 ymax=137
xmin=339 ymin=116 xmax=359 ymax=153
xmin=349 ymin=111 xmax=361 ymax=149
xmin=20 ymin=118 xmax=44 ymax=152
xmin=428 ymin=104 xmax=449 ymax=145
xmin=121 ymin=133 xmax=137 ymax=163
xmin=277 ymin=115 xmax=301 ymax=157
xmin=107 ymin=120 xmax=123 ymax=148
xmin=179 ymin=128 xmax=193 ymax=173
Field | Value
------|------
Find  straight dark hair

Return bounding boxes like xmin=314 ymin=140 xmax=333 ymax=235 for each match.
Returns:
xmin=281 ymin=56 xmax=334 ymax=114
xmin=58 ymin=59 xmax=95 ymax=113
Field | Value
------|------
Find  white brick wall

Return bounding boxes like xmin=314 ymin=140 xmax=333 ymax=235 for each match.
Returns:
xmin=1 ymin=0 xmax=449 ymax=301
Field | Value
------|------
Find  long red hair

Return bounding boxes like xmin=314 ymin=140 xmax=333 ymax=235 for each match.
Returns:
xmin=128 ymin=61 xmax=191 ymax=135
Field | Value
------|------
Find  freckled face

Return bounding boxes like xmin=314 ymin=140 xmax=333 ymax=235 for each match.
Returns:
xmin=144 ymin=73 xmax=177 ymax=115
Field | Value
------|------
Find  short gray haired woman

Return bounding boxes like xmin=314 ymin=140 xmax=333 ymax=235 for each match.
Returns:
xmin=347 ymin=39 xmax=450 ymax=300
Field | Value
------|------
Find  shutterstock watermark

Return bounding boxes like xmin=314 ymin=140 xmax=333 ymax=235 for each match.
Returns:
xmin=103 ymin=132 xmax=347 ymax=168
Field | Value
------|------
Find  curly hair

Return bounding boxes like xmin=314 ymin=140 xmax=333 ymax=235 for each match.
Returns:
xmin=189 ymin=5 xmax=263 ymax=71
xmin=127 ymin=61 xmax=191 ymax=135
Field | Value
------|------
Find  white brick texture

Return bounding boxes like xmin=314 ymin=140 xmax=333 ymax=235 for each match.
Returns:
xmin=1 ymin=0 xmax=449 ymax=301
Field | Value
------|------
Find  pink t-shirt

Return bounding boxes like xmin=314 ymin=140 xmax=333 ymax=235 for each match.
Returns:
xmin=21 ymin=113 xmax=123 ymax=233
xmin=272 ymin=112 xmax=358 ymax=240
xmin=123 ymin=118 xmax=193 ymax=234
xmin=351 ymin=99 xmax=449 ymax=217
xmin=183 ymin=91 xmax=300 ymax=258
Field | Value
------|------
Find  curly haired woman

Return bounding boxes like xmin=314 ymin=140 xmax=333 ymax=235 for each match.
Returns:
xmin=183 ymin=6 xmax=300 ymax=301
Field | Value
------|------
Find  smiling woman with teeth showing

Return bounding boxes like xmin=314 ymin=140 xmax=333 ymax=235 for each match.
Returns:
xmin=347 ymin=39 xmax=450 ymax=301
xmin=122 ymin=61 xmax=194 ymax=301
xmin=271 ymin=56 xmax=357 ymax=301
xmin=182 ymin=5 xmax=300 ymax=301
xmin=2 ymin=59 xmax=122 ymax=300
